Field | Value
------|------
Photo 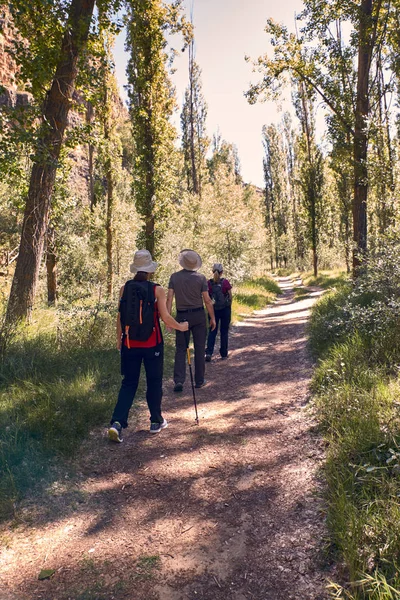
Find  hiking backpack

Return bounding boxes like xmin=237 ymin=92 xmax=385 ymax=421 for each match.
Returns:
xmin=210 ymin=279 xmax=229 ymax=311
xmin=119 ymin=280 xmax=156 ymax=342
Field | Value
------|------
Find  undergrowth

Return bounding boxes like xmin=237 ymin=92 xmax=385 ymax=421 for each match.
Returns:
xmin=0 ymin=275 xmax=279 ymax=521
xmin=309 ymin=247 xmax=400 ymax=598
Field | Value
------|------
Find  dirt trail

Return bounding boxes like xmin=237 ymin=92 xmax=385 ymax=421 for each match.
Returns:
xmin=0 ymin=277 xmax=335 ymax=600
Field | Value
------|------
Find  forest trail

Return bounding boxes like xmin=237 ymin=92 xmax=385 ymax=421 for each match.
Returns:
xmin=1 ymin=277 xmax=334 ymax=600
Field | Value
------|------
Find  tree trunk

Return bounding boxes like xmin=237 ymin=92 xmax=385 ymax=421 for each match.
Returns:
xmin=312 ymin=245 xmax=318 ymax=277
xmin=103 ymin=81 xmax=115 ymax=299
xmin=106 ymin=160 xmax=114 ymax=298
xmin=46 ymin=229 xmax=57 ymax=306
xmin=86 ymin=102 xmax=96 ymax=211
xmin=189 ymin=42 xmax=199 ymax=195
xmin=5 ymin=0 xmax=96 ymax=323
xmin=352 ymin=0 xmax=382 ymax=273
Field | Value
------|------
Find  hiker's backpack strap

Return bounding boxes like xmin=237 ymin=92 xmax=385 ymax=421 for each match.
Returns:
xmin=119 ymin=281 xmax=130 ymax=330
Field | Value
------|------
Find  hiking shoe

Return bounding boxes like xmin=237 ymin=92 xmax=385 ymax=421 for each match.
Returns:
xmin=195 ymin=379 xmax=207 ymax=389
xmin=174 ymin=383 xmax=183 ymax=392
xmin=150 ymin=419 xmax=168 ymax=434
xmin=205 ymin=354 xmax=212 ymax=362
xmin=220 ymin=355 xmax=228 ymax=360
xmin=108 ymin=421 xmax=123 ymax=443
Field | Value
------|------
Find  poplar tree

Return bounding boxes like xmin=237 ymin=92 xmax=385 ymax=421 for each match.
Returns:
xmin=246 ymin=0 xmax=388 ymax=274
xmin=180 ymin=42 xmax=208 ymax=196
xmin=126 ymin=0 xmax=189 ymax=256
xmin=295 ymin=85 xmax=324 ymax=277
xmin=262 ymin=124 xmax=291 ymax=269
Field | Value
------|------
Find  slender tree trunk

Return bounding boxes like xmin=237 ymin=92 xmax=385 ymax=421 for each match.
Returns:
xmin=106 ymin=158 xmax=114 ymax=298
xmin=46 ymin=229 xmax=57 ymax=306
xmin=299 ymin=81 xmax=319 ymax=277
xmin=87 ymin=102 xmax=96 ymax=211
xmin=352 ymin=0 xmax=382 ymax=273
xmin=344 ymin=220 xmax=351 ymax=274
xmin=5 ymin=0 xmax=95 ymax=323
xmin=312 ymin=215 xmax=318 ymax=277
xmin=381 ymin=60 xmax=395 ymax=229
xmin=103 ymin=83 xmax=115 ymax=299
xmin=188 ymin=42 xmax=199 ymax=195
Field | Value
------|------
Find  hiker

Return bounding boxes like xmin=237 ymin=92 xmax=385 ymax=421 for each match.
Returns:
xmin=108 ymin=250 xmax=189 ymax=443
xmin=167 ymin=249 xmax=216 ymax=392
xmin=205 ymin=263 xmax=232 ymax=361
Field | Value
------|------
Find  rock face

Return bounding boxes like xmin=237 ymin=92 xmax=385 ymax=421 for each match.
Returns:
xmin=0 ymin=5 xmax=129 ymax=208
xmin=0 ymin=5 xmax=17 ymax=91
xmin=0 ymin=6 xmax=32 ymax=107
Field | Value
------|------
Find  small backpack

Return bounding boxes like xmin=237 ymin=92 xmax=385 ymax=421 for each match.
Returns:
xmin=119 ymin=280 xmax=156 ymax=343
xmin=210 ymin=279 xmax=229 ymax=311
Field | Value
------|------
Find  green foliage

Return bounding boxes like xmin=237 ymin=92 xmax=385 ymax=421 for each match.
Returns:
xmin=181 ymin=57 xmax=209 ymax=194
xmin=0 ymin=306 xmax=120 ymax=519
xmin=126 ymin=0 xmax=189 ymax=255
xmin=158 ymin=162 xmax=270 ymax=286
xmin=231 ymin=277 xmax=281 ymax=321
xmin=303 ymin=269 xmax=349 ymax=290
xmin=310 ymin=240 xmax=400 ymax=597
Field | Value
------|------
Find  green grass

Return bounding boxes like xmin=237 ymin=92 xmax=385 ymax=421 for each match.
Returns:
xmin=303 ymin=268 xmax=349 ymax=290
xmin=0 ymin=326 xmax=122 ymax=519
xmin=231 ymin=276 xmax=281 ymax=321
xmin=294 ymin=286 xmax=312 ymax=301
xmin=309 ymin=286 xmax=400 ymax=598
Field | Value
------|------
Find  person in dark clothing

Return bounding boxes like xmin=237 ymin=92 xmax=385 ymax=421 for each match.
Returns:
xmin=108 ymin=250 xmax=188 ymax=443
xmin=166 ymin=249 xmax=216 ymax=392
xmin=205 ymin=263 xmax=232 ymax=361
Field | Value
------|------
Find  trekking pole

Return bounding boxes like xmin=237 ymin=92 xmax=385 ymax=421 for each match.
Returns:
xmin=184 ymin=327 xmax=199 ymax=425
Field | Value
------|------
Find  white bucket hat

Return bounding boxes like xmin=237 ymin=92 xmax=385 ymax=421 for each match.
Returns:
xmin=213 ymin=263 xmax=223 ymax=273
xmin=130 ymin=249 xmax=158 ymax=273
xmin=178 ymin=249 xmax=202 ymax=271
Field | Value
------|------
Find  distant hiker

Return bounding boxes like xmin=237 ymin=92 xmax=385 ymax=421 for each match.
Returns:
xmin=205 ymin=263 xmax=232 ymax=361
xmin=108 ymin=250 xmax=189 ymax=443
xmin=167 ymin=249 xmax=216 ymax=392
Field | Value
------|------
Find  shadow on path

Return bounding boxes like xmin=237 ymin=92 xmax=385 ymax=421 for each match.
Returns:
xmin=0 ymin=277 xmax=333 ymax=600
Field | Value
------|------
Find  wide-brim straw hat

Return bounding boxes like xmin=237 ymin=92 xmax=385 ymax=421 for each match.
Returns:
xmin=130 ymin=249 xmax=158 ymax=273
xmin=213 ymin=263 xmax=223 ymax=273
xmin=178 ymin=249 xmax=202 ymax=271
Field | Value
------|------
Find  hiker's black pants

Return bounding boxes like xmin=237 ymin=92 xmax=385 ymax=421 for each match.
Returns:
xmin=206 ymin=306 xmax=231 ymax=358
xmin=111 ymin=343 xmax=164 ymax=428
xmin=174 ymin=309 xmax=206 ymax=386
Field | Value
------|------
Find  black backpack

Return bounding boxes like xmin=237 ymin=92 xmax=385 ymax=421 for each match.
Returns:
xmin=119 ymin=280 xmax=156 ymax=342
xmin=210 ymin=279 xmax=229 ymax=311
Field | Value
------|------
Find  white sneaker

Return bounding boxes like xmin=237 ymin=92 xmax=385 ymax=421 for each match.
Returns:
xmin=149 ymin=418 xmax=168 ymax=434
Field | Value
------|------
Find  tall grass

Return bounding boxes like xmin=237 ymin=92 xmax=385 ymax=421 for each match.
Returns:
xmin=231 ymin=276 xmax=281 ymax=321
xmin=0 ymin=307 xmax=122 ymax=519
xmin=309 ymin=254 xmax=400 ymax=598
xmin=303 ymin=269 xmax=349 ymax=290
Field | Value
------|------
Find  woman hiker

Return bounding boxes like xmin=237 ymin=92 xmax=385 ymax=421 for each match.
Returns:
xmin=205 ymin=263 xmax=232 ymax=362
xmin=108 ymin=250 xmax=189 ymax=443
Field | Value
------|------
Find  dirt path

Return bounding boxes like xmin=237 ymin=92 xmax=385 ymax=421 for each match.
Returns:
xmin=1 ymin=277 xmax=335 ymax=600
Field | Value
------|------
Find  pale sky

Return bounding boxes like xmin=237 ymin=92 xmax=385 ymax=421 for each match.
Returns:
xmin=114 ymin=0 xmax=306 ymax=188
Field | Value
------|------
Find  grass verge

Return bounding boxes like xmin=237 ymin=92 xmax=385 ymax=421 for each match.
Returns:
xmin=302 ymin=268 xmax=349 ymax=290
xmin=231 ymin=276 xmax=281 ymax=322
xmin=309 ymin=274 xmax=400 ymax=598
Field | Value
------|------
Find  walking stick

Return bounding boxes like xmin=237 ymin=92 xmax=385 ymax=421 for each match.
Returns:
xmin=184 ymin=328 xmax=199 ymax=425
